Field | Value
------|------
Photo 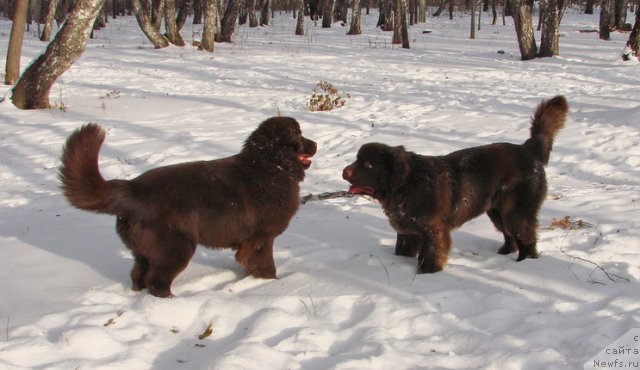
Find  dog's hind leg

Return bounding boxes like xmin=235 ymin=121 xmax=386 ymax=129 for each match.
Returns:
xmin=416 ymin=229 xmax=451 ymax=273
xmin=235 ymin=237 xmax=277 ymax=279
xmin=142 ymin=228 xmax=196 ymax=298
xmin=487 ymin=208 xmax=518 ymax=255
xmin=503 ymin=210 xmax=540 ymax=261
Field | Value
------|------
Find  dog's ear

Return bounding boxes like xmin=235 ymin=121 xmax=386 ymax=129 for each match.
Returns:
xmin=389 ymin=146 xmax=410 ymax=191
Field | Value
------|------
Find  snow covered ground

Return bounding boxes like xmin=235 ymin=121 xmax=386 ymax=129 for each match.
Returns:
xmin=0 ymin=7 xmax=638 ymax=369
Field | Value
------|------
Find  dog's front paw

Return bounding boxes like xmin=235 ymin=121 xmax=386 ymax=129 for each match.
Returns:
xmin=416 ymin=259 xmax=443 ymax=274
xmin=497 ymin=244 xmax=516 ymax=255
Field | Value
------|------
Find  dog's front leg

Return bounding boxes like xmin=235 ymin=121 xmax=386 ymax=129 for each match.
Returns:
xmin=395 ymin=233 xmax=420 ymax=257
xmin=235 ymin=237 xmax=277 ymax=279
xmin=416 ymin=228 xmax=451 ymax=273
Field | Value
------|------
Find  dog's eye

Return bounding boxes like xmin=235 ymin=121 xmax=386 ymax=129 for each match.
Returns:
xmin=364 ymin=161 xmax=373 ymax=169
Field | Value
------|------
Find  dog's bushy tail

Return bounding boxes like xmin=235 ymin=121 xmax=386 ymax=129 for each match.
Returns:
xmin=524 ymin=95 xmax=568 ymax=165
xmin=58 ymin=123 xmax=129 ymax=215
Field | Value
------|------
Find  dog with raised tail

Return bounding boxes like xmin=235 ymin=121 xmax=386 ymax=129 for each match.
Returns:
xmin=59 ymin=117 xmax=317 ymax=297
xmin=343 ymin=96 xmax=568 ymax=273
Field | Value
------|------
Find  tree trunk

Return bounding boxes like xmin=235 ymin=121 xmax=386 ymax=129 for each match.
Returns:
xmin=321 ymin=0 xmax=332 ymax=27
xmin=165 ymin=0 xmax=186 ymax=45
xmin=400 ymin=0 xmax=410 ymax=48
xmin=628 ymin=6 xmax=640 ymax=57
xmin=11 ymin=0 xmax=107 ymax=109
xmin=295 ymin=0 xmax=304 ymax=35
xmin=378 ymin=0 xmax=393 ymax=30
xmin=539 ymin=0 xmax=560 ymax=57
xmin=418 ymin=0 xmax=426 ymax=22
xmin=218 ymin=0 xmax=240 ymax=42
xmin=614 ymin=0 xmax=628 ymax=29
xmin=393 ymin=0 xmax=402 ymax=44
xmin=433 ymin=0 xmax=446 ymax=16
xmin=491 ymin=0 xmax=497 ymax=25
xmin=248 ymin=0 xmax=258 ymax=27
xmin=470 ymin=0 xmax=476 ymax=39
xmin=176 ymin=0 xmax=194 ymax=30
xmin=260 ymin=0 xmax=270 ymax=26
xmin=334 ymin=0 xmax=348 ymax=23
xmin=512 ymin=0 xmax=538 ymax=60
xmin=348 ymin=0 xmax=362 ymax=34
xmin=600 ymin=0 xmax=611 ymax=40
xmin=5 ymin=0 xmax=29 ymax=86
xmin=585 ymin=0 xmax=594 ymax=14
xmin=199 ymin=0 xmax=219 ymax=51
xmin=132 ymin=0 xmax=171 ymax=47
xmin=40 ymin=0 xmax=59 ymax=41
xmin=193 ymin=0 xmax=203 ymax=23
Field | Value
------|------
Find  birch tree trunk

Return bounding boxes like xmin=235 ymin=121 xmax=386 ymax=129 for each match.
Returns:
xmin=11 ymin=0 xmax=107 ymax=109
xmin=599 ymin=0 xmax=611 ymax=40
xmin=400 ymin=0 xmax=410 ymax=48
xmin=512 ymin=0 xmax=538 ymax=60
xmin=348 ymin=0 xmax=362 ymax=35
xmin=322 ymin=0 xmax=332 ymax=28
xmin=40 ymin=0 xmax=59 ymax=42
xmin=176 ymin=0 xmax=194 ymax=30
xmin=165 ymin=0 xmax=185 ymax=46
xmin=295 ymin=0 xmax=304 ymax=35
xmin=248 ymin=0 xmax=258 ymax=27
xmin=199 ymin=0 xmax=219 ymax=52
xmin=218 ymin=0 xmax=240 ymax=42
xmin=5 ymin=0 xmax=29 ymax=86
xmin=131 ymin=0 xmax=170 ymax=47
xmin=260 ymin=0 xmax=270 ymax=26
xmin=539 ymin=0 xmax=561 ymax=57
xmin=628 ymin=6 xmax=640 ymax=57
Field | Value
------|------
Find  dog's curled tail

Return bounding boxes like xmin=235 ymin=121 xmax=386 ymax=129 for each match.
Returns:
xmin=58 ymin=123 xmax=128 ymax=215
xmin=525 ymin=95 xmax=568 ymax=165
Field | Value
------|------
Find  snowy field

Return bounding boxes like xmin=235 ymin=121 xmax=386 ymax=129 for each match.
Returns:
xmin=0 ymin=7 xmax=638 ymax=369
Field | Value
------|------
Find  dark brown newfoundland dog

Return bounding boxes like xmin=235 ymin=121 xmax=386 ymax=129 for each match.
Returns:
xmin=343 ymin=96 xmax=568 ymax=274
xmin=59 ymin=117 xmax=317 ymax=297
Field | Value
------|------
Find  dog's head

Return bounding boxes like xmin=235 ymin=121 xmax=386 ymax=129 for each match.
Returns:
xmin=342 ymin=143 xmax=410 ymax=198
xmin=244 ymin=117 xmax=317 ymax=180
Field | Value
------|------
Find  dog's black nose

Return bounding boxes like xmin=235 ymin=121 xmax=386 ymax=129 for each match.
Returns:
xmin=342 ymin=165 xmax=353 ymax=180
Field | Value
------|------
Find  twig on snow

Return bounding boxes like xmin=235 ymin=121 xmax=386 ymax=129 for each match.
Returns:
xmin=300 ymin=190 xmax=355 ymax=205
xmin=558 ymin=233 xmax=630 ymax=284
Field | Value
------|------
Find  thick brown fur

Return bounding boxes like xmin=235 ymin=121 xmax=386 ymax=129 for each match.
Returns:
xmin=343 ymin=96 xmax=568 ymax=273
xmin=59 ymin=117 xmax=317 ymax=297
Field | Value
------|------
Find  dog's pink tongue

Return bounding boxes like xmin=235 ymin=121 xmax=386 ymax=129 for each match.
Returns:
xmin=348 ymin=185 xmax=374 ymax=195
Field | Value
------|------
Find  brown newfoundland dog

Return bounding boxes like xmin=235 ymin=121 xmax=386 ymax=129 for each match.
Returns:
xmin=343 ymin=96 xmax=568 ymax=274
xmin=59 ymin=117 xmax=316 ymax=297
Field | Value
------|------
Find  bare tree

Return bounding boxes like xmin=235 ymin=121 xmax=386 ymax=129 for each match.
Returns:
xmin=539 ymin=0 xmax=565 ymax=57
xmin=348 ymin=0 xmax=362 ymax=35
xmin=260 ymin=0 xmax=270 ymax=26
xmin=40 ymin=0 xmax=59 ymax=42
xmin=165 ymin=0 xmax=186 ymax=46
xmin=132 ymin=0 xmax=170 ymax=47
xmin=418 ymin=0 xmax=426 ymax=23
xmin=471 ymin=0 xmax=477 ymax=39
xmin=5 ymin=0 xmax=29 ymax=86
xmin=600 ymin=0 xmax=611 ymax=40
xmin=512 ymin=0 xmax=538 ymax=60
xmin=295 ymin=0 xmax=304 ymax=35
xmin=614 ymin=0 xmax=629 ymax=29
xmin=199 ymin=0 xmax=219 ymax=51
xmin=400 ymin=0 xmax=410 ymax=48
xmin=628 ymin=6 xmax=640 ymax=58
xmin=218 ymin=0 xmax=240 ymax=42
xmin=248 ymin=0 xmax=258 ymax=27
xmin=11 ymin=0 xmax=107 ymax=109
xmin=176 ymin=0 xmax=194 ymax=30
xmin=322 ymin=0 xmax=332 ymax=27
